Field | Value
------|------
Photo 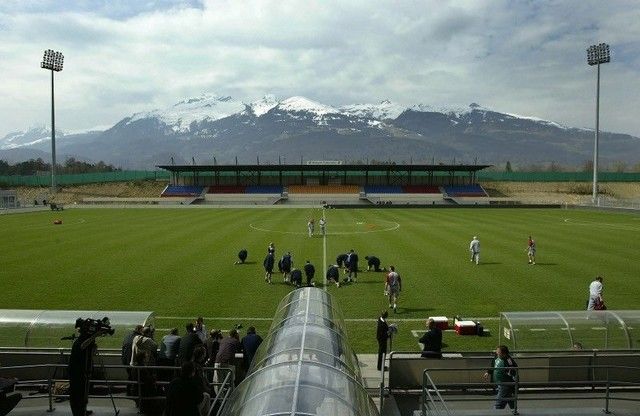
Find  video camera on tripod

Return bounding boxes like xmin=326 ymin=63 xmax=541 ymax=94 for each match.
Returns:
xmin=75 ymin=317 xmax=115 ymax=337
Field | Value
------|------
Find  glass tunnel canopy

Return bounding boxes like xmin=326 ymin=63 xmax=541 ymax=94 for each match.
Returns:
xmin=0 ymin=310 xmax=155 ymax=349
xmin=499 ymin=310 xmax=640 ymax=351
xmin=221 ymin=288 xmax=379 ymax=416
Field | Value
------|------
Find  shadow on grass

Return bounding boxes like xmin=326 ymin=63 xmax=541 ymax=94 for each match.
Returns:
xmin=236 ymin=261 xmax=257 ymax=265
xmin=530 ymin=262 xmax=557 ymax=266
xmin=478 ymin=262 xmax=502 ymax=265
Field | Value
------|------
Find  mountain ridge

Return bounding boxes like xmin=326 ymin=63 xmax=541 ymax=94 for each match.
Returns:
xmin=1 ymin=94 xmax=638 ymax=169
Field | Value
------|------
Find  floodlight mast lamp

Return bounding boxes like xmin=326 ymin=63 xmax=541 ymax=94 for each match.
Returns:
xmin=586 ymin=43 xmax=610 ymax=205
xmin=40 ymin=49 xmax=64 ymax=193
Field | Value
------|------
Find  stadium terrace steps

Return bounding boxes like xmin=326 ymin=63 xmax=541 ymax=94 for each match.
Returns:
xmin=442 ymin=184 xmax=488 ymax=197
xmin=161 ymin=185 xmax=205 ymax=197
xmin=288 ymin=185 xmax=360 ymax=194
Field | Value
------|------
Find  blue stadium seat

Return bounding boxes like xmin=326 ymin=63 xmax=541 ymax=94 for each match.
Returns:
xmin=443 ymin=184 xmax=487 ymax=197
xmin=161 ymin=185 xmax=205 ymax=197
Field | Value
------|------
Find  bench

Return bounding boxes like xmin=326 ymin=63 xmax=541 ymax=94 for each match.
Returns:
xmin=50 ymin=203 xmax=63 ymax=211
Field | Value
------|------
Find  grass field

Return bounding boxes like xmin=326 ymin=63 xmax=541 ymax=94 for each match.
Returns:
xmin=0 ymin=207 xmax=638 ymax=353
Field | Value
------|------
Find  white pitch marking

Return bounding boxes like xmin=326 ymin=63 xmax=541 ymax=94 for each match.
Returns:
xmin=249 ymin=221 xmax=400 ymax=235
xmin=157 ymin=316 xmax=502 ymax=322
xmin=322 ymin=207 xmax=327 ymax=289
xmin=529 ymin=328 xmax=547 ymax=332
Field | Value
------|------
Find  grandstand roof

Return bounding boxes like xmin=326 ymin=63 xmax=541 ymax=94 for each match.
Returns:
xmin=157 ymin=163 xmax=492 ymax=173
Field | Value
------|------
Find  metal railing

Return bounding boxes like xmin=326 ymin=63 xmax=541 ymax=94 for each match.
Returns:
xmin=420 ymin=364 xmax=640 ymax=416
xmin=0 ymin=362 xmax=234 ymax=415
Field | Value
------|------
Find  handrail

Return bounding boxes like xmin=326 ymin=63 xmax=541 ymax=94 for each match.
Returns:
xmin=421 ymin=371 xmax=452 ymax=416
xmin=419 ymin=364 xmax=640 ymax=416
xmin=0 ymin=362 xmax=235 ymax=413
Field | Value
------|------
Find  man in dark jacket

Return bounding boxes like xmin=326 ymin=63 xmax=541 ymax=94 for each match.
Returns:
xmin=326 ymin=264 xmax=340 ymax=288
xmin=280 ymin=252 xmax=293 ymax=282
xmin=346 ymin=249 xmax=359 ymax=282
xmin=365 ymin=255 xmax=383 ymax=272
xmin=336 ymin=253 xmax=348 ymax=268
xmin=177 ymin=323 xmax=203 ymax=365
xmin=290 ymin=268 xmax=303 ymax=288
xmin=235 ymin=249 xmax=248 ymax=264
xmin=263 ymin=253 xmax=275 ymax=284
xmin=376 ymin=311 xmax=389 ymax=371
xmin=419 ymin=319 xmax=443 ymax=358
xmin=303 ymin=260 xmax=315 ymax=286
xmin=165 ymin=361 xmax=203 ymax=416
xmin=240 ymin=327 xmax=263 ymax=371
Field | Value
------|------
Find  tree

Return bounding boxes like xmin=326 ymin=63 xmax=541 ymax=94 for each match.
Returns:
xmin=582 ymin=160 xmax=594 ymax=173
xmin=505 ymin=161 xmax=512 ymax=173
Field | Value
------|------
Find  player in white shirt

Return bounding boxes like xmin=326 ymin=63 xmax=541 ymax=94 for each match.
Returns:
xmin=319 ymin=218 xmax=326 ymax=235
xmin=587 ymin=276 xmax=604 ymax=310
xmin=307 ymin=219 xmax=314 ymax=237
xmin=469 ymin=236 xmax=480 ymax=265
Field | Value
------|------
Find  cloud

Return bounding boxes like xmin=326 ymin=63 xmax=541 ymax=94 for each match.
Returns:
xmin=0 ymin=0 xmax=639 ymax=139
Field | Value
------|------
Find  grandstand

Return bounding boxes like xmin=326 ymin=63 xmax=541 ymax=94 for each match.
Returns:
xmin=156 ymin=163 xmax=492 ymax=206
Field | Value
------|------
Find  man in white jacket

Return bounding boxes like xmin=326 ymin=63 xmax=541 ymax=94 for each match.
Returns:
xmin=469 ymin=236 xmax=480 ymax=265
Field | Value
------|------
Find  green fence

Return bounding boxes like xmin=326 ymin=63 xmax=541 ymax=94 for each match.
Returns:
xmin=477 ymin=171 xmax=640 ymax=182
xmin=0 ymin=171 xmax=170 ymax=186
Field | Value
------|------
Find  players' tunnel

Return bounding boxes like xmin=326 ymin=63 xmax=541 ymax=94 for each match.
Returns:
xmin=220 ymin=287 xmax=379 ymax=416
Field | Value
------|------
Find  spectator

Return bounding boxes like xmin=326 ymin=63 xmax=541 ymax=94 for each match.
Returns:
xmin=122 ymin=325 xmax=143 ymax=366
xmin=206 ymin=330 xmax=223 ymax=366
xmin=215 ymin=329 xmax=241 ymax=385
xmin=122 ymin=325 xmax=143 ymax=396
xmin=365 ymin=255 xmax=383 ymax=272
xmin=165 ymin=361 xmax=204 ymax=416
xmin=177 ymin=323 xmax=203 ymax=365
xmin=483 ymin=345 xmax=518 ymax=410
xmin=159 ymin=328 xmax=181 ymax=365
xmin=131 ymin=326 xmax=159 ymax=414
xmin=192 ymin=345 xmax=211 ymax=416
xmin=376 ymin=311 xmax=389 ymax=371
xmin=194 ymin=317 xmax=207 ymax=343
xmin=419 ymin=319 xmax=443 ymax=358
xmin=326 ymin=264 xmax=341 ymax=288
xmin=240 ymin=326 xmax=263 ymax=371
xmin=303 ymin=260 xmax=315 ymax=286
xmin=587 ymin=276 xmax=605 ymax=310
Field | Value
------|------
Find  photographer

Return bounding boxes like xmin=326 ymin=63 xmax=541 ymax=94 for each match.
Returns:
xmin=68 ymin=318 xmax=114 ymax=416
xmin=68 ymin=330 xmax=96 ymax=416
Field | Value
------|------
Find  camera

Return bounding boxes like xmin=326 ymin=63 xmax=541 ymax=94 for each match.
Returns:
xmin=388 ymin=323 xmax=398 ymax=336
xmin=75 ymin=317 xmax=115 ymax=337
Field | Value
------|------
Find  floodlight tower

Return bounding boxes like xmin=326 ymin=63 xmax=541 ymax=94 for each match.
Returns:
xmin=586 ymin=43 xmax=610 ymax=205
xmin=41 ymin=49 xmax=64 ymax=193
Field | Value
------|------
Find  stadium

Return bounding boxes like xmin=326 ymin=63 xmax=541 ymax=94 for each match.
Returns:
xmin=1 ymin=160 xmax=640 ymax=416
xmin=2 ymin=2 xmax=640 ymax=416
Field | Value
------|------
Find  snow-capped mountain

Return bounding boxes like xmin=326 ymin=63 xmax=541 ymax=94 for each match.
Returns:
xmin=2 ymin=94 xmax=639 ymax=169
xmin=127 ymin=94 xmax=245 ymax=133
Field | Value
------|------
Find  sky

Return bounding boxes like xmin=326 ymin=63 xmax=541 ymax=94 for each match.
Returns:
xmin=1 ymin=0 xmax=639 ymax=138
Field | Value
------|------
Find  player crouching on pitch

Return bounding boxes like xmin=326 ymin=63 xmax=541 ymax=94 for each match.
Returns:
xmin=326 ymin=264 xmax=341 ymax=288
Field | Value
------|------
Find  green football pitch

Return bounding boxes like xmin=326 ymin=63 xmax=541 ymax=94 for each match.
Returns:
xmin=0 ymin=207 xmax=638 ymax=353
